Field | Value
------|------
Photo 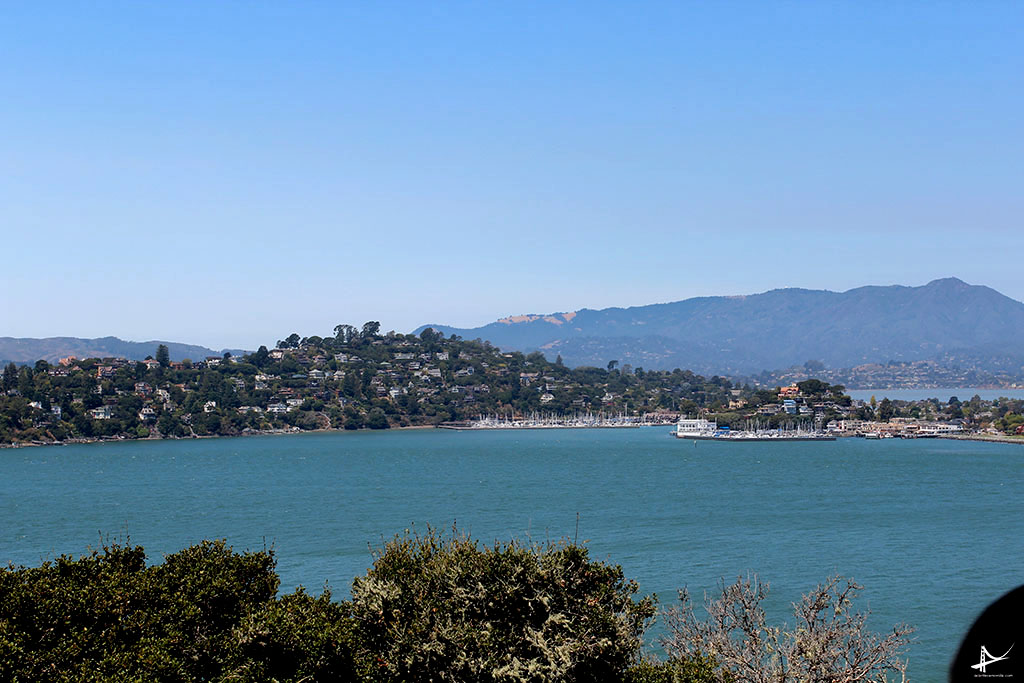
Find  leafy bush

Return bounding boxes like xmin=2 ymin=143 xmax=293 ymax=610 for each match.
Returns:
xmin=366 ymin=407 xmax=389 ymax=429
xmin=0 ymin=539 xmax=357 ymax=683
xmin=623 ymin=656 xmax=720 ymax=683
xmin=1 ymin=536 xmax=911 ymax=683
xmin=350 ymin=527 xmax=655 ymax=682
xmin=0 ymin=541 xmax=156 ymax=682
xmin=232 ymin=587 xmax=359 ymax=682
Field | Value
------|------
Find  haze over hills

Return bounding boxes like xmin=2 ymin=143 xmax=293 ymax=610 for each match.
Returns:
xmin=0 ymin=337 xmax=249 ymax=366
xmin=416 ymin=278 xmax=1024 ymax=376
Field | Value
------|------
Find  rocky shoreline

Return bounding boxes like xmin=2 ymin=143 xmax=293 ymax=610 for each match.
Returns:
xmin=938 ymin=433 xmax=1024 ymax=445
xmin=0 ymin=423 xmax=440 ymax=450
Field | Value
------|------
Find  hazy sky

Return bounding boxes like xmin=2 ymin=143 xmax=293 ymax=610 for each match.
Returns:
xmin=3 ymin=2 xmax=1022 ymax=350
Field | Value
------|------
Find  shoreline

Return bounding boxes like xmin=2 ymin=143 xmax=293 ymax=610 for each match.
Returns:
xmin=938 ymin=433 xmax=1024 ymax=445
xmin=1 ymin=422 xmax=677 ymax=450
xmin=437 ymin=424 xmax=674 ymax=431
xmin=0 ymin=422 xmax=441 ymax=450
xmin=7 ymin=425 xmax=1024 ymax=451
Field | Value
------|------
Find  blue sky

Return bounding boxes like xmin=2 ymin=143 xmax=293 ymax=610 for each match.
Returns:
xmin=3 ymin=2 xmax=1022 ymax=349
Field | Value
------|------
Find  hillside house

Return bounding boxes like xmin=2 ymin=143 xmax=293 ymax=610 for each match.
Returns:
xmin=90 ymin=406 xmax=113 ymax=420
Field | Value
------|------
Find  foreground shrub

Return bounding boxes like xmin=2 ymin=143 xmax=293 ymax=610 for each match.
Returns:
xmin=623 ymin=656 xmax=720 ymax=683
xmin=232 ymin=587 xmax=359 ymax=682
xmin=661 ymin=575 xmax=913 ymax=683
xmin=1 ymin=535 xmax=912 ymax=683
xmin=150 ymin=539 xmax=281 ymax=679
xmin=0 ymin=540 xmax=357 ymax=683
xmin=0 ymin=541 xmax=156 ymax=682
xmin=350 ymin=527 xmax=656 ymax=682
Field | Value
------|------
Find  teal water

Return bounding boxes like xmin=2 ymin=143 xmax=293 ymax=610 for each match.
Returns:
xmin=3 ymin=428 xmax=1022 ymax=680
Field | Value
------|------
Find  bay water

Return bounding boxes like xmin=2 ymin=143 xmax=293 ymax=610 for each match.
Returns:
xmin=3 ymin=428 xmax=1022 ymax=680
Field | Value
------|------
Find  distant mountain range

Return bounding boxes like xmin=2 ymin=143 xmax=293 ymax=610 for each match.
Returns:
xmin=416 ymin=278 xmax=1024 ymax=376
xmin=0 ymin=337 xmax=249 ymax=366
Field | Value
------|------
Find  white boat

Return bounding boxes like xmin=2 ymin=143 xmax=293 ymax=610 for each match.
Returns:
xmin=674 ymin=417 xmax=718 ymax=439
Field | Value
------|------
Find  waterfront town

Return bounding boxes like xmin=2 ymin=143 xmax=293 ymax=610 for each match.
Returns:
xmin=750 ymin=358 xmax=1024 ymax=392
xmin=1 ymin=325 xmax=1020 ymax=446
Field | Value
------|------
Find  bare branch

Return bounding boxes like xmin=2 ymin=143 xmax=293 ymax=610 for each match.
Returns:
xmin=661 ymin=574 xmax=913 ymax=683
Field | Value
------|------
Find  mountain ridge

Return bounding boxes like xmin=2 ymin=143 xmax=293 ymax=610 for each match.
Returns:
xmin=415 ymin=278 xmax=1024 ymax=375
xmin=0 ymin=336 xmax=250 ymax=366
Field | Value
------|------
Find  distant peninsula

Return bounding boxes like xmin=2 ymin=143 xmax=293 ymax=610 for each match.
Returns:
xmin=3 ymin=323 xmax=1022 ymax=447
xmin=0 ymin=336 xmax=249 ymax=366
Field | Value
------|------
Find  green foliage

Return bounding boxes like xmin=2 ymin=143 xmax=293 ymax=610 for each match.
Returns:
xmin=366 ymin=407 xmax=389 ymax=429
xmin=361 ymin=321 xmax=381 ymax=339
xmin=350 ymin=527 xmax=655 ymax=683
xmin=278 ymin=333 xmax=301 ymax=349
xmin=343 ymin=406 xmax=364 ymax=430
xmin=0 ymin=539 xmax=351 ymax=683
xmin=877 ymin=397 xmax=896 ymax=421
xmin=0 ymin=541 xmax=151 ymax=682
xmin=232 ymin=587 xmax=359 ymax=682
xmin=2 ymin=362 xmax=16 ymax=390
xmin=1 ymin=533 xmax=659 ymax=682
xmin=151 ymin=540 xmax=280 ymax=678
xmin=795 ymin=378 xmax=828 ymax=396
xmin=0 ymin=535 xmax=912 ymax=683
xmin=623 ymin=657 xmax=721 ymax=683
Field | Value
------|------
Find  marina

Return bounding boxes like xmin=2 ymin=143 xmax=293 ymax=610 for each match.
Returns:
xmin=674 ymin=417 xmax=836 ymax=441
xmin=439 ymin=411 xmax=679 ymax=430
